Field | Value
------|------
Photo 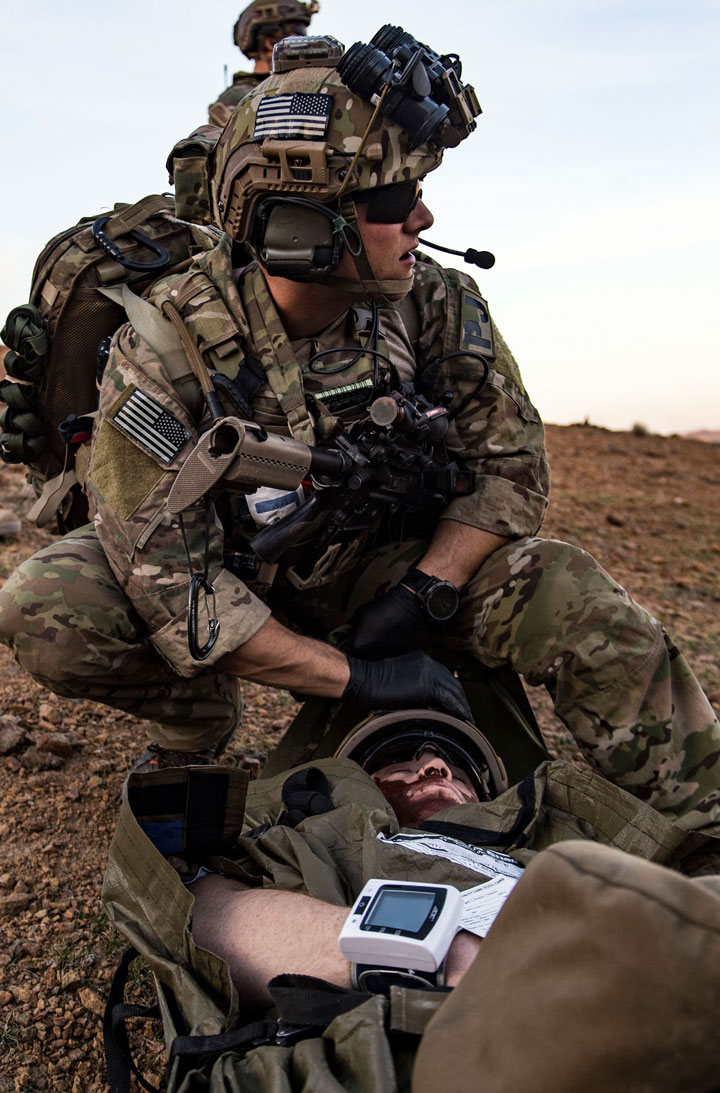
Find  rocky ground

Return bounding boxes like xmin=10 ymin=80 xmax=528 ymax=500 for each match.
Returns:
xmin=1 ymin=423 xmax=719 ymax=1091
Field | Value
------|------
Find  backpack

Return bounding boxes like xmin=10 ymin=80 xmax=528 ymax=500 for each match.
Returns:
xmin=0 ymin=194 xmax=220 ymax=532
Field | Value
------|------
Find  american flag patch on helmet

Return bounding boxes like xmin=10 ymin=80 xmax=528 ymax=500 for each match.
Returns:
xmin=254 ymin=92 xmax=332 ymax=140
xmin=112 ymin=389 xmax=191 ymax=465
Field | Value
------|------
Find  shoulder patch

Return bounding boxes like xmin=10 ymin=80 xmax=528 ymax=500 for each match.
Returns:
xmin=460 ymin=289 xmax=494 ymax=358
xmin=111 ymin=387 xmax=190 ymax=465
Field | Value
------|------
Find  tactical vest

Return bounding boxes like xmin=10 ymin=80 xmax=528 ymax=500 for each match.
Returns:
xmin=117 ymin=239 xmax=502 ymax=590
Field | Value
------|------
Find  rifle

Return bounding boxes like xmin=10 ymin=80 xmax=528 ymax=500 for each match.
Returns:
xmin=168 ymin=386 xmax=474 ymax=585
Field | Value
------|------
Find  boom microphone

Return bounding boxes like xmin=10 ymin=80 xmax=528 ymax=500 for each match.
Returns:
xmin=418 ymin=238 xmax=496 ymax=269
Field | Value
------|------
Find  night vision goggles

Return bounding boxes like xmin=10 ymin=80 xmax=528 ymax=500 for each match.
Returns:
xmin=337 ymin=25 xmax=481 ymax=150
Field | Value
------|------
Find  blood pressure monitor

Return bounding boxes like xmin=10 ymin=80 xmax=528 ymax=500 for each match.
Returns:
xmin=338 ymin=879 xmax=463 ymax=982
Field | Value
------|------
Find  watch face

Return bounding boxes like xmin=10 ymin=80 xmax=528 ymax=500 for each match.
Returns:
xmin=426 ymin=582 xmax=459 ymax=622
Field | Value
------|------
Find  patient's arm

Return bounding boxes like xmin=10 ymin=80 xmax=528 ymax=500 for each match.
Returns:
xmin=189 ymin=874 xmax=481 ymax=1010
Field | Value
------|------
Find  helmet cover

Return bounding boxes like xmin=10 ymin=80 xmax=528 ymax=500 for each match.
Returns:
xmin=214 ymin=53 xmax=443 ymax=243
xmin=233 ymin=0 xmax=319 ymax=59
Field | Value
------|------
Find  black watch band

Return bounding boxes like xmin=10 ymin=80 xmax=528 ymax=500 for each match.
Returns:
xmin=350 ymin=962 xmax=446 ymax=995
xmin=400 ymin=567 xmax=460 ymax=623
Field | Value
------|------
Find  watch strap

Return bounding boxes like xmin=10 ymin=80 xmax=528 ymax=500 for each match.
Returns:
xmin=350 ymin=962 xmax=445 ymax=995
xmin=401 ymin=567 xmax=439 ymax=597
xmin=400 ymin=567 xmax=460 ymax=623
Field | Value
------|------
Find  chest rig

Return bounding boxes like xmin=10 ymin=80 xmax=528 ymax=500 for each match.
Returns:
xmin=151 ymin=248 xmax=419 ymax=591
xmin=239 ymin=264 xmax=410 ymax=444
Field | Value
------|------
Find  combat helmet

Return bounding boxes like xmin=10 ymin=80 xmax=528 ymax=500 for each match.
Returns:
xmin=334 ymin=708 xmax=509 ymax=801
xmin=213 ymin=27 xmax=481 ymax=301
xmin=233 ymin=0 xmax=319 ymax=60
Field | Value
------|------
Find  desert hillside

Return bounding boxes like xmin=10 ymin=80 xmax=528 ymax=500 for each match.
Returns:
xmin=0 ymin=423 xmax=719 ymax=1090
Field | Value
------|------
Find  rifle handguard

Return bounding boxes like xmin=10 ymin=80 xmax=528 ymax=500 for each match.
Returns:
xmin=167 ymin=417 xmax=314 ymax=514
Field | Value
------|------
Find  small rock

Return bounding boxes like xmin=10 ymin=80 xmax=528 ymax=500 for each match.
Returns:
xmin=606 ymin=513 xmax=625 ymax=527
xmin=78 ymin=987 xmax=104 ymax=1016
xmin=0 ymin=990 xmax=11 ymax=1005
xmin=19 ymin=747 xmax=64 ymax=771
xmin=0 ymin=892 xmax=33 ymax=916
xmin=34 ymin=732 xmax=75 ymax=759
xmin=60 ymin=971 xmax=83 ymax=992
xmin=0 ymin=720 xmax=26 ymax=755
xmin=38 ymin=703 xmax=60 ymax=725
xmin=12 ymin=985 xmax=33 ymax=1005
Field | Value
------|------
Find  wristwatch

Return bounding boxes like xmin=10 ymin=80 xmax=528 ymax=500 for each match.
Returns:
xmin=400 ymin=567 xmax=460 ymax=623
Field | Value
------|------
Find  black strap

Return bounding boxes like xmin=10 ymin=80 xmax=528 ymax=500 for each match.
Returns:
xmin=280 ymin=767 xmax=335 ymax=828
xmin=269 ymin=973 xmax=370 ymax=1025
xmin=168 ymin=1020 xmax=279 ymax=1068
xmin=103 ymin=947 xmax=161 ymax=1093
xmin=420 ymin=771 xmax=537 ymax=849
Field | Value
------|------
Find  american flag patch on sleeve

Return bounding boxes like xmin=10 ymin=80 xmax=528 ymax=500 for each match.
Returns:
xmin=112 ymin=389 xmax=191 ymax=465
xmin=253 ymin=92 xmax=332 ymax=140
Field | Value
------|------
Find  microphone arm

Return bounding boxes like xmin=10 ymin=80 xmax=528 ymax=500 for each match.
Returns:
xmin=418 ymin=237 xmax=496 ymax=269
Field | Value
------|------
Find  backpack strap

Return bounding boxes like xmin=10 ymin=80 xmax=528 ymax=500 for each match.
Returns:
xmin=98 ymin=285 xmax=193 ymax=385
xmin=103 ymin=947 xmax=161 ymax=1093
xmin=420 ymin=771 xmax=538 ymax=849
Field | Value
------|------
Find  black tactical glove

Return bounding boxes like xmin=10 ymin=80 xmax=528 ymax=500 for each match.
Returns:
xmin=344 ymin=652 xmax=473 ymax=723
xmin=346 ymin=583 xmax=429 ymax=659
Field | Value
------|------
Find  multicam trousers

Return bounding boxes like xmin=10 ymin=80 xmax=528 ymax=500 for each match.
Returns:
xmin=1 ymin=524 xmax=719 ymax=832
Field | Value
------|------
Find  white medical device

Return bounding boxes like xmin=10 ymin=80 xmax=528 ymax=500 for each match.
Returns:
xmin=338 ymin=878 xmax=463 ymax=973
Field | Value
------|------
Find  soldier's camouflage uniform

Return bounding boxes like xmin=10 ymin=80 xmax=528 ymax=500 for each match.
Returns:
xmin=207 ymin=71 xmax=266 ymax=128
xmin=1 ymin=236 xmax=719 ymax=832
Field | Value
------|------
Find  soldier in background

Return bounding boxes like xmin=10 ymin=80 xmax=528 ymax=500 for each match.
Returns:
xmin=208 ymin=0 xmax=319 ymax=127
xmin=0 ymin=347 xmax=21 ymax=539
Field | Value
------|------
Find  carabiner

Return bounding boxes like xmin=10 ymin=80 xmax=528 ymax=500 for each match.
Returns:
xmin=188 ymin=573 xmax=220 ymax=661
xmin=91 ymin=216 xmax=171 ymax=272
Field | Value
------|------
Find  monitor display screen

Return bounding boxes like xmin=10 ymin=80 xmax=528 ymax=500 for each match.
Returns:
xmin=364 ymin=888 xmax=436 ymax=934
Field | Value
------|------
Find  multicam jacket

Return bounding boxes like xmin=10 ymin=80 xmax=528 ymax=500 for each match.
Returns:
xmin=86 ymin=237 xmax=549 ymax=676
xmin=208 ymin=70 xmax=267 ymax=127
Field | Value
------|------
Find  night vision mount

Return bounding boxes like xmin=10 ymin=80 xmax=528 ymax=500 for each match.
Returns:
xmin=337 ymin=25 xmax=481 ymax=150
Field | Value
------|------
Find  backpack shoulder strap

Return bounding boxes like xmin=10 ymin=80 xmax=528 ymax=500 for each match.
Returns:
xmin=98 ymin=285 xmax=191 ymax=384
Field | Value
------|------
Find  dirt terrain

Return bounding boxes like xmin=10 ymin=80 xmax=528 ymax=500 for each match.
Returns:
xmin=1 ymin=422 xmax=719 ymax=1091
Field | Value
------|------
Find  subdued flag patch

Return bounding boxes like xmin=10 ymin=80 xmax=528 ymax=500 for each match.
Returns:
xmin=253 ymin=92 xmax=332 ymax=140
xmin=112 ymin=389 xmax=190 ymax=464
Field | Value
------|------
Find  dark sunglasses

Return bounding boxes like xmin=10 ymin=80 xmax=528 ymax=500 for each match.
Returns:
xmin=353 ymin=179 xmax=422 ymax=224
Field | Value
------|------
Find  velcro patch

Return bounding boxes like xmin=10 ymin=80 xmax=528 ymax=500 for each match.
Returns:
xmin=111 ymin=388 xmax=190 ymax=465
xmin=254 ymin=92 xmax=332 ymax=140
xmin=461 ymin=290 xmax=494 ymax=358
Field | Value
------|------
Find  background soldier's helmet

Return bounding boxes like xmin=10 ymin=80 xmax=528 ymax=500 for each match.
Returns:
xmin=233 ymin=0 xmax=319 ymax=60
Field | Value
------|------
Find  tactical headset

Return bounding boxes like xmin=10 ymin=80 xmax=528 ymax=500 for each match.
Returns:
xmin=252 ymin=181 xmax=422 ymax=281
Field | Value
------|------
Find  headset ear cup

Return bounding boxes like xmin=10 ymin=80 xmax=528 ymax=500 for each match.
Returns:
xmin=252 ymin=198 xmax=347 ymax=282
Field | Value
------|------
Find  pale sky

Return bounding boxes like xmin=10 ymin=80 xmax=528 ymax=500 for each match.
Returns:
xmin=2 ymin=0 xmax=719 ymax=433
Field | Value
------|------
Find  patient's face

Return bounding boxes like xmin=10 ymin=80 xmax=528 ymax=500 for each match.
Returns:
xmin=371 ymin=749 xmax=479 ymax=827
